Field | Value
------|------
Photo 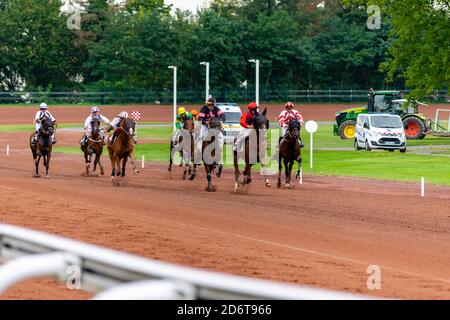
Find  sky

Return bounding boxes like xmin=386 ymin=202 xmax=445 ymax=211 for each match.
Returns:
xmin=164 ymin=0 xmax=211 ymax=13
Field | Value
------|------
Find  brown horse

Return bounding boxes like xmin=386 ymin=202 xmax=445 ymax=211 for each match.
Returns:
xmin=107 ymin=117 xmax=136 ymax=186
xmin=233 ymin=109 xmax=271 ymax=193
xmin=30 ymin=117 xmax=55 ymax=178
xmin=168 ymin=118 xmax=197 ymax=180
xmin=202 ymin=118 xmax=224 ymax=192
xmin=277 ymin=120 xmax=302 ymax=189
xmin=81 ymin=116 xmax=105 ymax=177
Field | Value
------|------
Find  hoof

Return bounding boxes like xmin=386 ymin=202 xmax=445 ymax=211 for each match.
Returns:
xmin=189 ymin=174 xmax=196 ymax=181
xmin=34 ymin=174 xmax=41 ymax=178
xmin=205 ymin=186 xmax=216 ymax=192
xmin=286 ymin=183 xmax=291 ymax=189
xmin=265 ymin=179 xmax=271 ymax=188
xmin=100 ymin=170 xmax=105 ymax=176
xmin=133 ymin=170 xmax=140 ymax=175
xmin=234 ymin=183 xmax=239 ymax=193
xmin=45 ymin=175 xmax=50 ymax=179
xmin=277 ymin=182 xmax=281 ymax=188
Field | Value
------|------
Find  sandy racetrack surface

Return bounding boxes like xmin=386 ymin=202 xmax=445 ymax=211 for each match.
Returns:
xmin=0 ymin=104 xmax=449 ymax=300
xmin=0 ymin=132 xmax=449 ymax=299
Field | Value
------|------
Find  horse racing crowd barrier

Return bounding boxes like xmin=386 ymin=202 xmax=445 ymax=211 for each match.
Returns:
xmin=0 ymin=224 xmax=369 ymax=300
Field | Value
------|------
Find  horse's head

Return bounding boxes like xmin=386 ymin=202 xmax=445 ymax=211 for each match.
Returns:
xmin=208 ymin=117 xmax=222 ymax=129
xmin=288 ymin=120 xmax=301 ymax=140
xmin=41 ymin=117 xmax=54 ymax=136
xmin=182 ymin=117 xmax=194 ymax=132
xmin=91 ymin=116 xmax=101 ymax=131
xmin=254 ymin=108 xmax=269 ymax=131
xmin=121 ymin=117 xmax=136 ymax=137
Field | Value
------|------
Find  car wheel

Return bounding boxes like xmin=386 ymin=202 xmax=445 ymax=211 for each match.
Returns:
xmin=365 ymin=140 xmax=371 ymax=151
xmin=400 ymin=148 xmax=406 ymax=153
xmin=354 ymin=138 xmax=362 ymax=151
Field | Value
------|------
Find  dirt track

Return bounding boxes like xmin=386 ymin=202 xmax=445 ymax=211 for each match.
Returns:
xmin=0 ymin=104 xmax=449 ymax=300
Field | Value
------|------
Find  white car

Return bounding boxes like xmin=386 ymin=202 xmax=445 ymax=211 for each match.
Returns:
xmin=217 ymin=103 xmax=242 ymax=144
xmin=355 ymin=114 xmax=407 ymax=152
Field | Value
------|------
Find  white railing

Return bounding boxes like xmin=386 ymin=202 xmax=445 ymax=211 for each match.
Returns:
xmin=0 ymin=224 xmax=370 ymax=300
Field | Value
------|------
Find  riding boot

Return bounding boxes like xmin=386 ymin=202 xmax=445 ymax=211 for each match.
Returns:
xmin=110 ymin=132 xmax=117 ymax=145
xmin=80 ymin=135 xmax=87 ymax=146
xmin=299 ymin=138 xmax=305 ymax=148
xmin=51 ymin=135 xmax=57 ymax=145
xmin=32 ymin=132 xmax=39 ymax=145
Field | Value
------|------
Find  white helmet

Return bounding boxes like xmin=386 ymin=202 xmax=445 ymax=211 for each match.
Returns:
xmin=91 ymin=106 xmax=100 ymax=113
xmin=119 ymin=111 xmax=128 ymax=118
xmin=40 ymin=103 xmax=48 ymax=110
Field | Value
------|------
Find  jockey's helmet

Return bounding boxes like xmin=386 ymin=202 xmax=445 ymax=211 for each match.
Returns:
xmin=190 ymin=109 xmax=199 ymax=117
xmin=119 ymin=111 xmax=128 ymax=118
xmin=248 ymin=102 xmax=258 ymax=111
xmin=40 ymin=103 xmax=48 ymax=110
xmin=206 ymin=97 xmax=216 ymax=107
xmin=91 ymin=106 xmax=100 ymax=114
xmin=178 ymin=107 xmax=186 ymax=115
xmin=284 ymin=102 xmax=294 ymax=109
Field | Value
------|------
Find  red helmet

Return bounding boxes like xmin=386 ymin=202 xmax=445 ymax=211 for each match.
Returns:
xmin=285 ymin=102 xmax=294 ymax=109
xmin=248 ymin=102 xmax=258 ymax=111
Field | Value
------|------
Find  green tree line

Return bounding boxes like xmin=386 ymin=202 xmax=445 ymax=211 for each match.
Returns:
xmin=0 ymin=0 xmax=448 ymax=99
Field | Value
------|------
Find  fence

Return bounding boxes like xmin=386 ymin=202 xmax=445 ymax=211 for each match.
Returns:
xmin=0 ymin=89 xmax=448 ymax=105
xmin=0 ymin=224 xmax=370 ymax=300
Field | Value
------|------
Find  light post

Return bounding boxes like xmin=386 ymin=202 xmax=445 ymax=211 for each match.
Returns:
xmin=168 ymin=66 xmax=177 ymax=132
xmin=249 ymin=59 xmax=260 ymax=106
xmin=200 ymin=62 xmax=210 ymax=102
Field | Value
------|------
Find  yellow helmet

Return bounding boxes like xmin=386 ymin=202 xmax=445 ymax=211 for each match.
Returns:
xmin=178 ymin=107 xmax=186 ymax=115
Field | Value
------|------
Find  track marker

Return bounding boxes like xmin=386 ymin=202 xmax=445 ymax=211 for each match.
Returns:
xmin=142 ymin=155 xmax=145 ymax=169
xmin=421 ymin=177 xmax=425 ymax=197
xmin=299 ymin=168 xmax=303 ymax=185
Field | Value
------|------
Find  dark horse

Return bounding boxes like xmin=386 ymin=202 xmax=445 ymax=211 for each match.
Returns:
xmin=278 ymin=120 xmax=302 ymax=189
xmin=30 ymin=117 xmax=55 ymax=178
xmin=202 ymin=117 xmax=224 ymax=192
xmin=233 ymin=109 xmax=271 ymax=193
xmin=168 ymin=118 xmax=197 ymax=180
xmin=81 ymin=116 xmax=105 ymax=177
xmin=107 ymin=117 xmax=136 ymax=186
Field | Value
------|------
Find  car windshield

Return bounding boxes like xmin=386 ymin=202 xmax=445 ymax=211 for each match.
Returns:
xmin=224 ymin=112 xmax=241 ymax=123
xmin=370 ymin=116 xmax=403 ymax=128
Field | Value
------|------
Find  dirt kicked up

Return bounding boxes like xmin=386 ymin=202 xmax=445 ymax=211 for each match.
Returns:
xmin=0 ymin=104 xmax=449 ymax=300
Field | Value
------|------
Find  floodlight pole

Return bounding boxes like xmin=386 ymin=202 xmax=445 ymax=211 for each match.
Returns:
xmin=200 ymin=62 xmax=210 ymax=102
xmin=249 ymin=59 xmax=260 ymax=106
xmin=168 ymin=66 xmax=177 ymax=132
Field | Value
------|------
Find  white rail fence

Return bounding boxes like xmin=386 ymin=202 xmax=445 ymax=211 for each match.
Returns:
xmin=0 ymin=224 xmax=371 ymax=300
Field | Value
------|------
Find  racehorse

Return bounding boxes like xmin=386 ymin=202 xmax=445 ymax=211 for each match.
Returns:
xmin=81 ymin=116 xmax=105 ymax=177
xmin=277 ymin=119 xmax=302 ymax=189
xmin=29 ymin=116 xmax=55 ymax=178
xmin=168 ymin=118 xmax=197 ymax=180
xmin=107 ymin=117 xmax=136 ymax=186
xmin=202 ymin=117 xmax=224 ymax=192
xmin=233 ymin=109 xmax=271 ymax=192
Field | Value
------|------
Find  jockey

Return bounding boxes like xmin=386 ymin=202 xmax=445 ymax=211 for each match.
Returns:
xmin=104 ymin=111 xmax=129 ymax=145
xmin=196 ymin=97 xmax=226 ymax=162
xmin=32 ymin=103 xmax=57 ymax=145
xmin=80 ymin=106 xmax=110 ymax=146
xmin=172 ymin=107 xmax=193 ymax=146
xmin=233 ymin=102 xmax=258 ymax=152
xmin=278 ymin=102 xmax=304 ymax=148
xmin=190 ymin=109 xmax=199 ymax=122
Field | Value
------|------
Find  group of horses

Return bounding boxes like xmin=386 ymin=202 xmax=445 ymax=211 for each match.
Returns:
xmin=168 ymin=108 xmax=303 ymax=192
xmin=30 ymin=115 xmax=138 ymax=186
xmin=29 ymin=109 xmax=302 ymax=191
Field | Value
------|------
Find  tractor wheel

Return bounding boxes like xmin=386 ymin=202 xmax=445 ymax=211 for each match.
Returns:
xmin=339 ymin=120 xmax=357 ymax=140
xmin=403 ymin=117 xmax=426 ymax=140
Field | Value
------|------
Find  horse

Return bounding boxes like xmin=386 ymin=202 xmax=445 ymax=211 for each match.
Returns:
xmin=29 ymin=116 xmax=55 ymax=178
xmin=277 ymin=120 xmax=302 ymax=189
xmin=106 ymin=117 xmax=136 ymax=186
xmin=233 ymin=109 xmax=271 ymax=193
xmin=81 ymin=116 xmax=105 ymax=177
xmin=202 ymin=117 xmax=224 ymax=192
xmin=168 ymin=119 xmax=197 ymax=180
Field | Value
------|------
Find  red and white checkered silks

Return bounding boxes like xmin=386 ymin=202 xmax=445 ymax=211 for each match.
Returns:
xmin=131 ymin=111 xmax=141 ymax=122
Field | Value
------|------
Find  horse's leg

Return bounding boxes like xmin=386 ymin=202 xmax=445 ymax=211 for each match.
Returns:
xmin=244 ymin=164 xmax=252 ymax=185
xmin=45 ymin=153 xmax=51 ymax=178
xmin=34 ymin=155 xmax=41 ymax=178
xmin=296 ymin=156 xmax=303 ymax=183
xmin=93 ymin=153 xmax=99 ymax=176
xmin=121 ymin=156 xmax=128 ymax=177
xmin=277 ymin=154 xmax=283 ymax=188
xmin=285 ymin=159 xmax=293 ymax=189
xmin=205 ymin=165 xmax=215 ymax=192
xmin=233 ymin=150 xmax=240 ymax=192
xmin=85 ymin=152 xmax=91 ymax=176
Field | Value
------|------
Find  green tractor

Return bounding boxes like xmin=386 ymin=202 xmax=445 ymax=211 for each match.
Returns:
xmin=333 ymin=90 xmax=429 ymax=140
